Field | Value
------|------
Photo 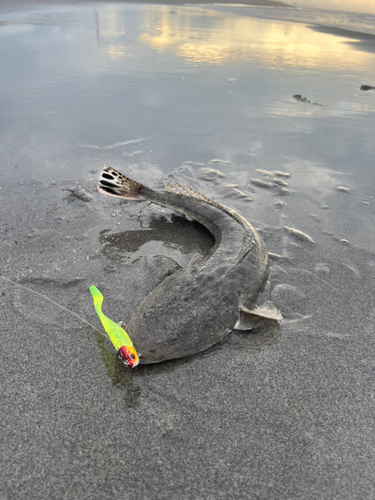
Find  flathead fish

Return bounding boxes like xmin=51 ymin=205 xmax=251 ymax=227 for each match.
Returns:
xmin=97 ymin=165 xmax=269 ymax=364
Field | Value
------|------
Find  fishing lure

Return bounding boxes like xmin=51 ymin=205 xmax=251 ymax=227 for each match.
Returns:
xmin=0 ymin=275 xmax=138 ymax=368
xmin=90 ymin=286 xmax=139 ymax=368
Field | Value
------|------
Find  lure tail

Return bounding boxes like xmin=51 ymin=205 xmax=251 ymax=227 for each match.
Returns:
xmin=90 ymin=285 xmax=104 ymax=316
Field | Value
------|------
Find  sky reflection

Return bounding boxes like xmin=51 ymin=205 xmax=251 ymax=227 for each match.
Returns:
xmin=1 ymin=2 xmax=375 ymax=190
xmin=92 ymin=5 xmax=375 ymax=72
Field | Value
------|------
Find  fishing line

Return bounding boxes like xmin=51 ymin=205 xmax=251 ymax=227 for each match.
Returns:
xmin=0 ymin=274 xmax=107 ymax=339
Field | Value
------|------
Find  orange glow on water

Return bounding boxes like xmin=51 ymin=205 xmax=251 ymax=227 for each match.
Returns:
xmin=136 ymin=6 xmax=375 ymax=71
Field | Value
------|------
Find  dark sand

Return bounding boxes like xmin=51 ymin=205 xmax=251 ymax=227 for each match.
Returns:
xmin=310 ymin=25 xmax=375 ymax=54
xmin=1 ymin=1 xmax=375 ymax=499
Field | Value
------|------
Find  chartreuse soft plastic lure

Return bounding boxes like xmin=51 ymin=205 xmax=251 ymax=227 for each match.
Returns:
xmin=90 ymin=286 xmax=139 ymax=368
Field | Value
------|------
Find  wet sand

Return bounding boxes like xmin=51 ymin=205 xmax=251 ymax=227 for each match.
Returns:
xmin=1 ymin=1 xmax=375 ymax=499
xmin=310 ymin=25 xmax=375 ymax=53
xmin=2 ymin=165 xmax=375 ymax=500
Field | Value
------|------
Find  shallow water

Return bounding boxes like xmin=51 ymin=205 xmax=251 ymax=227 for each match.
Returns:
xmin=2 ymin=2 xmax=375 ymax=187
xmin=1 ymin=2 xmax=375 ymax=499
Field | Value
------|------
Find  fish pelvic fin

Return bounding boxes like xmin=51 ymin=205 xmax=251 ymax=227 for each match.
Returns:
xmin=98 ymin=165 xmax=146 ymax=201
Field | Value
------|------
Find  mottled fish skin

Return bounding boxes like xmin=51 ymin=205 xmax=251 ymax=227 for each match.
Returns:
xmin=98 ymin=165 xmax=269 ymax=364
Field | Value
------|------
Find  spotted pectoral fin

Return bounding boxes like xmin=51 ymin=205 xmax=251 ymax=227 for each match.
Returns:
xmin=234 ymin=301 xmax=282 ymax=331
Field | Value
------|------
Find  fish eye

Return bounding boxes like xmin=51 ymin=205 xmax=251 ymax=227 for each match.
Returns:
xmin=130 ymin=353 xmax=135 ymax=360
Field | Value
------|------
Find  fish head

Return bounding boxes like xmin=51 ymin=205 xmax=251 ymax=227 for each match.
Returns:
xmin=118 ymin=345 xmax=139 ymax=368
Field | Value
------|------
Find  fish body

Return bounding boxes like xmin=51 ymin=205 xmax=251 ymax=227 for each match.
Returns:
xmin=98 ymin=166 xmax=269 ymax=364
xmin=90 ymin=285 xmax=139 ymax=367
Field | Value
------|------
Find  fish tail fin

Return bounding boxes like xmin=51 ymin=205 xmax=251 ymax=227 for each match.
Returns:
xmin=90 ymin=285 xmax=104 ymax=316
xmin=98 ymin=165 xmax=147 ymax=201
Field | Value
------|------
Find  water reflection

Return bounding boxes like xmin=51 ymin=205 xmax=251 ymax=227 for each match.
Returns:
xmin=87 ymin=5 xmax=375 ymax=71
xmin=1 ymin=2 xmax=375 ymax=187
xmin=99 ymin=214 xmax=214 ymax=260
xmin=136 ymin=6 xmax=375 ymax=70
xmin=3 ymin=4 xmax=375 ymax=78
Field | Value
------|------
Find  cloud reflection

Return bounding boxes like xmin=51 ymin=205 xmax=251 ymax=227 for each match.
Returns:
xmin=135 ymin=6 xmax=375 ymax=70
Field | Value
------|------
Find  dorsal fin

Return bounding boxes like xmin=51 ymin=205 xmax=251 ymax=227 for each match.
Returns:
xmin=164 ymin=181 xmax=250 ymax=229
xmin=164 ymin=181 xmax=219 ymax=207
xmin=164 ymin=181 xmax=193 ymax=198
